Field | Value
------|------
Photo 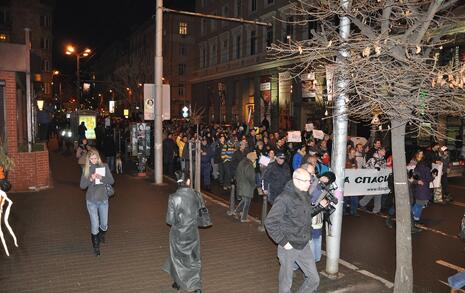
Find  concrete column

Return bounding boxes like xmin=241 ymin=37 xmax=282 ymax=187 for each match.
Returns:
xmin=270 ymin=74 xmax=279 ymax=131
xmin=292 ymin=78 xmax=302 ymax=129
xmin=226 ymin=80 xmax=234 ymax=123
xmin=253 ymin=76 xmax=261 ymax=126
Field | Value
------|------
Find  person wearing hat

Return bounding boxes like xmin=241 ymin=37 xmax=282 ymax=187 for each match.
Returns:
xmin=262 ymin=150 xmax=291 ymax=204
xmin=234 ymin=151 xmax=258 ymax=222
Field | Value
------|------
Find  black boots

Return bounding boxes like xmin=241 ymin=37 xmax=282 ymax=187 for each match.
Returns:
xmin=98 ymin=228 xmax=107 ymax=244
xmin=91 ymin=234 xmax=100 ymax=256
xmin=172 ymin=282 xmax=180 ymax=290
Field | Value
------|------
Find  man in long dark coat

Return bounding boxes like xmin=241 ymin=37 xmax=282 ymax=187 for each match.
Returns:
xmin=163 ymin=172 xmax=202 ymax=293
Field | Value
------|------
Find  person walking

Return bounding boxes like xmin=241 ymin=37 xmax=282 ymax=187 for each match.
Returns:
xmin=163 ymin=133 xmax=177 ymax=176
xmin=79 ymin=149 xmax=114 ymax=256
xmin=265 ymin=168 xmax=327 ymax=293
xmin=411 ymin=150 xmax=435 ymax=224
xmin=76 ymin=138 xmax=91 ymax=170
xmin=162 ymin=171 xmax=202 ymax=293
xmin=359 ymin=147 xmax=387 ymax=214
xmin=102 ymin=128 xmax=116 ymax=172
xmin=233 ymin=151 xmax=257 ymax=222
xmin=262 ymin=151 xmax=291 ymax=204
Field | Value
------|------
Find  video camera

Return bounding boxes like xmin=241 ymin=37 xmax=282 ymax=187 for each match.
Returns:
xmin=310 ymin=172 xmax=338 ymax=217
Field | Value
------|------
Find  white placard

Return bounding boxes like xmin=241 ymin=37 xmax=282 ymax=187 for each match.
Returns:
xmin=259 ymin=155 xmax=271 ymax=167
xmin=287 ymin=131 xmax=302 ymax=143
xmin=350 ymin=136 xmax=368 ymax=147
xmin=143 ymin=84 xmax=171 ymax=121
xmin=312 ymin=129 xmax=325 ymax=140
xmin=344 ymin=168 xmax=392 ymax=196
xmin=429 ymin=162 xmax=442 ymax=188
xmin=95 ymin=167 xmax=106 ymax=185
xmin=105 ymin=117 xmax=111 ymax=127
xmin=305 ymin=123 xmax=314 ymax=132
xmin=260 ymin=82 xmax=271 ymax=91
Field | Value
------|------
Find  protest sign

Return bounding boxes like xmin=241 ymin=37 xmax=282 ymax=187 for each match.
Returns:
xmin=305 ymin=123 xmax=314 ymax=132
xmin=312 ymin=129 xmax=325 ymax=140
xmin=287 ymin=131 xmax=302 ymax=142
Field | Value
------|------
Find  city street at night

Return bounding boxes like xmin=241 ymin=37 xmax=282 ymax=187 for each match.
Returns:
xmin=2 ymin=0 xmax=465 ymax=292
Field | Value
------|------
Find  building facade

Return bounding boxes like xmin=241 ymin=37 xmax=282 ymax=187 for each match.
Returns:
xmin=191 ymin=0 xmax=328 ymax=131
xmin=0 ymin=0 xmax=55 ymax=100
xmin=91 ymin=11 xmax=196 ymax=119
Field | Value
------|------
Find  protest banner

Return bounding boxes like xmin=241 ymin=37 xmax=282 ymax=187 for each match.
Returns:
xmin=312 ymin=129 xmax=325 ymax=140
xmin=343 ymin=168 xmax=392 ymax=196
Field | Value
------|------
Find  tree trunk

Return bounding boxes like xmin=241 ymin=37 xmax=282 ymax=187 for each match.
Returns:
xmin=391 ymin=118 xmax=413 ymax=293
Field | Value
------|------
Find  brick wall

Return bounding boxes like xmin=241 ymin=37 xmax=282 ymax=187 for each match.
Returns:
xmin=0 ymin=70 xmax=50 ymax=192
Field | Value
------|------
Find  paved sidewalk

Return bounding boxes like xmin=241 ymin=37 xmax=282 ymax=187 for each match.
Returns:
xmin=0 ymin=152 xmax=392 ymax=292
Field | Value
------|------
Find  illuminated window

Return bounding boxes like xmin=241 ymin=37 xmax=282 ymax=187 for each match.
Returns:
xmin=179 ymin=22 xmax=188 ymax=35
xmin=0 ymin=33 xmax=7 ymax=42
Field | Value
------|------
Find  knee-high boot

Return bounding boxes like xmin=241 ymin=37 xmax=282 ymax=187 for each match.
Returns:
xmin=91 ymin=234 xmax=100 ymax=256
xmin=98 ymin=228 xmax=107 ymax=244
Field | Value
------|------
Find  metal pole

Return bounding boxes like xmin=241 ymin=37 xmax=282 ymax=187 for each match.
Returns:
xmin=25 ymin=28 xmax=32 ymax=152
xmin=227 ymin=184 xmax=236 ymax=215
xmin=258 ymin=194 xmax=268 ymax=232
xmin=189 ymin=141 xmax=193 ymax=188
xmin=76 ymin=55 xmax=80 ymax=109
xmin=326 ymin=0 xmax=350 ymax=276
xmin=162 ymin=8 xmax=272 ymax=27
xmin=195 ymin=139 xmax=201 ymax=192
xmin=154 ymin=0 xmax=164 ymax=185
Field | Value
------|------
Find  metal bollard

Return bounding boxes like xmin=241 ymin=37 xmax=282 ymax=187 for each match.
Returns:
xmin=227 ymin=184 xmax=236 ymax=216
xmin=258 ymin=194 xmax=268 ymax=232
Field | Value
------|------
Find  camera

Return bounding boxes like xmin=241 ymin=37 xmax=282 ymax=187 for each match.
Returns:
xmin=311 ymin=172 xmax=338 ymax=218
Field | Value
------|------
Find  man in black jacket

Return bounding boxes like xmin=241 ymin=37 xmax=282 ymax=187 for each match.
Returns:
xmin=265 ymin=168 xmax=327 ymax=293
xmin=262 ymin=151 xmax=291 ymax=204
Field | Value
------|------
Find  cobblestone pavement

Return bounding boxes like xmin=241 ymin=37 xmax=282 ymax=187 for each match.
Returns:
xmin=0 ymin=152 xmax=392 ymax=292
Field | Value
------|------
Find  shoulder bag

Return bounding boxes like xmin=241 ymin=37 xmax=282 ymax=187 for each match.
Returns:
xmin=195 ymin=191 xmax=212 ymax=227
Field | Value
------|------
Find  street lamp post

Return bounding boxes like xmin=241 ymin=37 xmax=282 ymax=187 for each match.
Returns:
xmin=66 ymin=45 xmax=91 ymax=110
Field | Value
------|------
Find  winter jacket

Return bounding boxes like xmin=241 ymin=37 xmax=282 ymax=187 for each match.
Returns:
xmin=265 ymin=181 xmax=317 ymax=250
xmin=262 ymin=161 xmax=291 ymax=204
xmin=292 ymin=152 xmax=303 ymax=171
xmin=413 ymin=161 xmax=433 ymax=201
xmin=235 ymin=158 xmax=256 ymax=198
xmin=80 ymin=163 xmax=115 ymax=202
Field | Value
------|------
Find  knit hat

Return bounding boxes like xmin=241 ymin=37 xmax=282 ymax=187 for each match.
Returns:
xmin=247 ymin=151 xmax=258 ymax=161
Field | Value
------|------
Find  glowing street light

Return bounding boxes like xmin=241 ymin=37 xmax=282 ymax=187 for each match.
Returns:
xmin=65 ymin=44 xmax=93 ymax=109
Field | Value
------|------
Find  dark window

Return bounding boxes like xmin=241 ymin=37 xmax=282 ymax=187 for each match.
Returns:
xmin=250 ymin=30 xmax=256 ymax=55
xmin=179 ymin=45 xmax=186 ymax=56
xmin=202 ymin=47 xmax=207 ymax=68
xmin=251 ymin=0 xmax=257 ymax=12
xmin=286 ymin=16 xmax=294 ymax=41
xmin=0 ymin=9 xmax=9 ymax=25
xmin=308 ymin=16 xmax=317 ymax=39
xmin=267 ymin=0 xmax=274 ymax=4
xmin=178 ymin=84 xmax=184 ymax=97
xmin=236 ymin=35 xmax=241 ymax=59
xmin=40 ymin=15 xmax=51 ymax=27
xmin=178 ymin=64 xmax=186 ymax=75
xmin=266 ymin=26 xmax=273 ymax=47
xmin=236 ymin=0 xmax=242 ymax=17
xmin=40 ymin=37 xmax=49 ymax=49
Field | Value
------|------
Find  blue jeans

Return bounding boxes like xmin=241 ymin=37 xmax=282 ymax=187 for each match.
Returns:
xmin=106 ymin=156 xmax=115 ymax=172
xmin=411 ymin=201 xmax=426 ymax=221
xmin=86 ymin=200 xmax=109 ymax=235
xmin=310 ymin=234 xmax=322 ymax=262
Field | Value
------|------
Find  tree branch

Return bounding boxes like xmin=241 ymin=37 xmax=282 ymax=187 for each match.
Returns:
xmin=413 ymin=0 xmax=444 ymax=45
xmin=381 ymin=0 xmax=394 ymax=36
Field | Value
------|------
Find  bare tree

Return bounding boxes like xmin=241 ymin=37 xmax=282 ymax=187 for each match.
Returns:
xmin=268 ymin=1 xmax=464 ymax=292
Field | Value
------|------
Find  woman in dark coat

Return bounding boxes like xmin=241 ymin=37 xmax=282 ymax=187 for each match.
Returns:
xmin=411 ymin=150 xmax=434 ymax=223
xmin=163 ymin=171 xmax=202 ymax=293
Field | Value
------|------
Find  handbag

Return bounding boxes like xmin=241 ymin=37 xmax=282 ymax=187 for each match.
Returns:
xmin=195 ymin=191 xmax=212 ymax=227
xmin=105 ymin=183 xmax=115 ymax=197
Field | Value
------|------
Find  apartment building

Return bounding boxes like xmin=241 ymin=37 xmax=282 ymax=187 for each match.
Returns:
xmin=191 ymin=0 xmax=325 ymax=130
xmin=0 ymin=0 xmax=55 ymax=99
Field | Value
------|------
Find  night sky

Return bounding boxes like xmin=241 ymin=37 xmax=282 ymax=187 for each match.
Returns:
xmin=53 ymin=0 xmax=195 ymax=74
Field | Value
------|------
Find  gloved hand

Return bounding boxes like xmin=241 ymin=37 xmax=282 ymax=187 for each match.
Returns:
xmin=283 ymin=242 xmax=293 ymax=250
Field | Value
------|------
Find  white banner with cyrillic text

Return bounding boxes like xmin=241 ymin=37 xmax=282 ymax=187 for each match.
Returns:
xmin=343 ymin=168 xmax=392 ymax=196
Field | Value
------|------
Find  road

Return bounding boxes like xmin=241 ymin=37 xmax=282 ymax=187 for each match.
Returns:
xmin=203 ymin=176 xmax=465 ymax=293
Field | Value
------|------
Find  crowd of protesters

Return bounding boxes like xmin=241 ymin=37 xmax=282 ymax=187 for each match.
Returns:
xmin=161 ymin=119 xmax=456 ymax=232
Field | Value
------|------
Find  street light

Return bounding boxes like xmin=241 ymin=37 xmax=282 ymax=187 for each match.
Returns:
xmin=65 ymin=44 xmax=92 ymax=109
